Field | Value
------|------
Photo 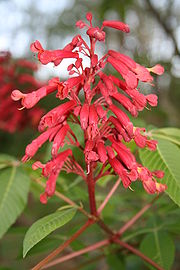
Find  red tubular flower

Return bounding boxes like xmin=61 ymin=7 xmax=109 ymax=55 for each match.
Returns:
xmin=96 ymin=105 xmax=107 ymax=122
xmin=30 ymin=40 xmax=79 ymax=65
xmin=87 ymin=27 xmax=106 ymax=42
xmin=80 ymin=103 xmax=89 ymax=130
xmin=108 ymin=50 xmax=136 ymax=69
xmin=89 ymin=104 xmax=99 ymax=127
xmin=109 ymin=116 xmax=131 ymax=142
xmin=98 ymin=72 xmax=116 ymax=95
xmin=87 ymin=104 xmax=99 ymax=139
xmin=39 ymin=149 xmax=72 ymax=203
xmin=108 ymin=50 xmax=161 ymax=84
xmin=148 ymin=64 xmax=164 ymax=75
xmin=106 ymin=146 xmax=116 ymax=159
xmin=51 ymin=124 xmax=70 ymax=157
xmin=143 ymin=178 xmax=157 ymax=194
xmin=102 ymin=20 xmax=130 ymax=33
xmin=97 ymin=141 xmax=108 ymax=163
xmin=109 ymin=104 xmax=133 ymax=137
xmin=98 ymin=81 xmax=112 ymax=105
xmin=38 ymin=100 xmax=76 ymax=132
xmin=146 ymin=94 xmax=158 ymax=107
xmin=109 ymin=158 xmax=131 ymax=188
xmin=146 ymin=139 xmax=158 ymax=151
xmin=13 ymin=13 xmax=166 ymax=203
xmin=153 ymin=170 xmax=165 ymax=178
xmin=107 ymin=56 xmax=138 ymax=89
xmin=22 ymin=125 xmax=61 ymax=162
xmin=111 ymin=140 xmax=137 ymax=170
xmin=155 ymin=182 xmax=167 ymax=193
xmin=111 ymin=92 xmax=138 ymax=117
xmin=12 ymin=85 xmax=57 ymax=108
xmin=134 ymin=128 xmax=147 ymax=148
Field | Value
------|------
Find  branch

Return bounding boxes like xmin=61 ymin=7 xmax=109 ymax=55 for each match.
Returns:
xmin=146 ymin=0 xmax=180 ymax=55
xmin=32 ymin=220 xmax=92 ymax=270
xmin=117 ymin=195 xmax=160 ymax=235
xmin=33 ymin=177 xmax=94 ymax=220
xmin=97 ymin=178 xmax=121 ymax=214
xmin=114 ymin=239 xmax=163 ymax=270
xmin=43 ymin=239 xmax=110 ymax=269
xmin=40 ymin=195 xmax=161 ymax=270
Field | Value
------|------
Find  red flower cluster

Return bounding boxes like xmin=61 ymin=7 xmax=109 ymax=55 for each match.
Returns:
xmin=0 ymin=51 xmax=44 ymax=132
xmin=12 ymin=13 xmax=167 ymax=203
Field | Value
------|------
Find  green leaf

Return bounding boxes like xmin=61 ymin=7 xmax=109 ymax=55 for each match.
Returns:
xmin=106 ymin=253 xmax=125 ymax=270
xmin=0 ymin=154 xmax=16 ymax=169
xmin=140 ymin=231 xmax=175 ymax=270
xmin=0 ymin=166 xmax=30 ymax=238
xmin=23 ymin=207 xmax=77 ymax=258
xmin=24 ymin=237 xmax=62 ymax=257
xmin=152 ymin=127 xmax=180 ymax=138
xmin=139 ymin=138 xmax=180 ymax=206
xmin=151 ymin=128 xmax=180 ymax=146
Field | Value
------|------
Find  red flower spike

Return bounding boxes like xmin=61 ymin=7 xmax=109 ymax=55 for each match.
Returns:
xmin=13 ymin=13 xmax=166 ymax=203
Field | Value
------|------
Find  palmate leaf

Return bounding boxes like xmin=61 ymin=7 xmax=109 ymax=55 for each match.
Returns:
xmin=151 ymin=128 xmax=180 ymax=146
xmin=139 ymin=138 xmax=180 ymax=206
xmin=23 ymin=207 xmax=77 ymax=258
xmin=140 ymin=217 xmax=175 ymax=270
xmin=0 ymin=163 xmax=30 ymax=238
xmin=140 ymin=231 xmax=175 ymax=270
